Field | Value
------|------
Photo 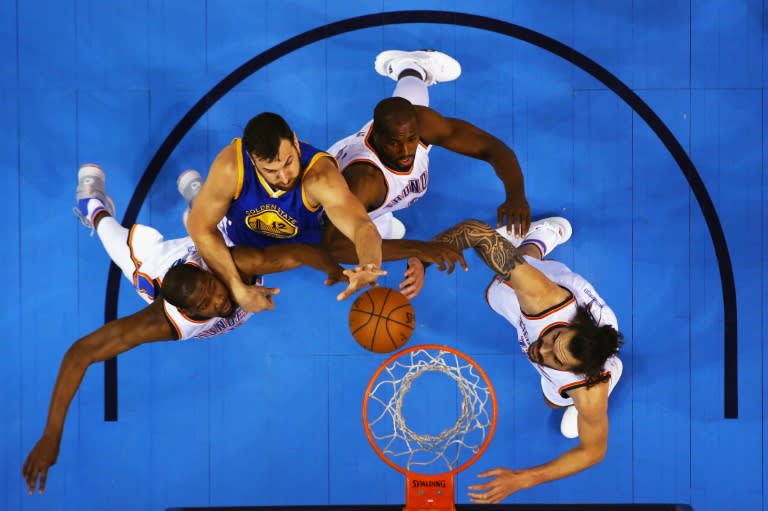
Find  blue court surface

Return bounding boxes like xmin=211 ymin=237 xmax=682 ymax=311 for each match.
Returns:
xmin=1 ymin=2 xmax=765 ymax=511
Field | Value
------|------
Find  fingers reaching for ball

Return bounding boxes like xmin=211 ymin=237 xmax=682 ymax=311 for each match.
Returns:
xmin=336 ymin=264 xmax=387 ymax=301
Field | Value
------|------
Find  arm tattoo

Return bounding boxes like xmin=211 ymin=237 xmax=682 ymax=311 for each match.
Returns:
xmin=434 ymin=219 xmax=526 ymax=277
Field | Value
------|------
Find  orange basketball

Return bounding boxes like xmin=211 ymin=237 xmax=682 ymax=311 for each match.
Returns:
xmin=349 ymin=287 xmax=415 ymax=353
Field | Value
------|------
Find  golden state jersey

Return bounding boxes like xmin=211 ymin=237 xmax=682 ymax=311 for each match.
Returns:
xmin=126 ymin=224 xmax=254 ymax=340
xmin=222 ymin=138 xmax=332 ymax=248
xmin=486 ymin=256 xmax=622 ymax=406
xmin=328 ymin=120 xmax=430 ymax=219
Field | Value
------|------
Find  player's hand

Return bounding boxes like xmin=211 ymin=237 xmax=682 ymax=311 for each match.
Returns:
xmin=336 ymin=264 xmax=387 ymax=301
xmin=412 ymin=242 xmax=468 ymax=274
xmin=497 ymin=194 xmax=531 ymax=238
xmin=324 ymin=265 xmax=349 ymax=287
xmin=232 ymin=283 xmax=280 ymax=312
xmin=22 ymin=434 xmax=60 ymax=495
xmin=399 ymin=257 xmax=425 ymax=300
xmin=468 ymin=467 xmax=533 ymax=504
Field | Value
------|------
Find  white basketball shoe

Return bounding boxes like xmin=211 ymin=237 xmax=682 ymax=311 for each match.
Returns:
xmin=73 ymin=164 xmax=116 ymax=233
xmin=374 ymin=49 xmax=461 ymax=86
xmin=177 ymin=169 xmax=203 ymax=229
xmin=496 ymin=216 xmax=572 ymax=257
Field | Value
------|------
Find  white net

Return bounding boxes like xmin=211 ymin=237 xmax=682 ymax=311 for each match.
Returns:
xmin=365 ymin=347 xmax=495 ymax=474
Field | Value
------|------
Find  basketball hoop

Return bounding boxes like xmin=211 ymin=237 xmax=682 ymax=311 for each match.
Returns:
xmin=362 ymin=344 xmax=497 ymax=511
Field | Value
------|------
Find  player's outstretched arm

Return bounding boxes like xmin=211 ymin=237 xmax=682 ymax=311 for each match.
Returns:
xmin=434 ymin=219 xmax=566 ymax=313
xmin=468 ymin=384 xmax=609 ymax=504
xmin=320 ymin=162 xmax=465 ymax=298
xmin=434 ymin=219 xmax=526 ymax=275
xmin=416 ymin=106 xmax=530 ymax=236
xmin=308 ymin=159 xmax=383 ymax=268
xmin=22 ymin=301 xmax=174 ymax=496
xmin=328 ymin=237 xmax=467 ymax=300
xmin=306 ymin=159 xmax=385 ymax=300
xmin=327 ymin=236 xmax=466 ymax=274
xmin=231 ymin=243 xmax=346 ymax=285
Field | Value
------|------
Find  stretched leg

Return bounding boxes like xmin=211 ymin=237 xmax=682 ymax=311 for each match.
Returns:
xmin=392 ymin=73 xmax=430 ymax=107
xmin=94 ymin=216 xmax=134 ymax=281
xmin=73 ymin=164 xmax=135 ymax=281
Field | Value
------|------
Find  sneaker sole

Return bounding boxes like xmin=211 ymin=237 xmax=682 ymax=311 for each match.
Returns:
xmin=76 ymin=163 xmax=115 ymax=219
xmin=177 ymin=169 xmax=202 ymax=190
xmin=78 ymin=163 xmax=105 ymax=181
xmin=374 ymin=50 xmax=462 ymax=84
xmin=545 ymin=217 xmax=573 ymax=244
xmin=177 ymin=169 xmax=202 ymax=201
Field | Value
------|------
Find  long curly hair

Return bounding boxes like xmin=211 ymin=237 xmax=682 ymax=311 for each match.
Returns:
xmin=568 ymin=304 xmax=623 ymax=386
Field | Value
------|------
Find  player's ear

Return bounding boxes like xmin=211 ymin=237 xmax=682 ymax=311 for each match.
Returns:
xmin=292 ymin=131 xmax=299 ymax=150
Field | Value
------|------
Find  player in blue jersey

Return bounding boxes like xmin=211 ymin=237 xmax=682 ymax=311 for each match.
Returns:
xmin=186 ymin=112 xmax=385 ymax=313
xmin=22 ymin=164 xmax=347 ymax=495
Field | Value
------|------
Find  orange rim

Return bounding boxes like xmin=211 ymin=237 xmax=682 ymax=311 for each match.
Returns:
xmin=362 ymin=343 xmax=497 ymax=476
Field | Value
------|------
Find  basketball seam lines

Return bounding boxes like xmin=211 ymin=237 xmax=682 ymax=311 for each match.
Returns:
xmin=368 ymin=289 xmax=392 ymax=351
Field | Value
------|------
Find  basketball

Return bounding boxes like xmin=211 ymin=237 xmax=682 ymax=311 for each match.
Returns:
xmin=349 ymin=287 xmax=415 ymax=353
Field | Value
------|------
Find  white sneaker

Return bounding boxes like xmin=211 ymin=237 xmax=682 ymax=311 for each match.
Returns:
xmin=560 ymin=405 xmax=579 ymax=439
xmin=374 ymin=49 xmax=461 ymax=86
xmin=177 ymin=169 xmax=202 ymax=229
xmin=177 ymin=169 xmax=203 ymax=204
xmin=495 ymin=217 xmax=562 ymax=248
xmin=498 ymin=216 xmax=572 ymax=258
xmin=73 ymin=164 xmax=115 ymax=231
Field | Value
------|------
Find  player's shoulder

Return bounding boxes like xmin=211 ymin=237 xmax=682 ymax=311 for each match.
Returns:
xmin=414 ymin=104 xmax=446 ymax=122
xmin=215 ymin=138 xmax=240 ymax=157
xmin=303 ymin=155 xmax=341 ymax=189
xmin=210 ymin=141 xmax=240 ymax=176
xmin=343 ymin=159 xmax=383 ymax=177
xmin=414 ymin=105 xmax=452 ymax=141
xmin=305 ymin=150 xmax=339 ymax=175
xmin=340 ymin=161 xmax=387 ymax=202
xmin=569 ymin=379 xmax=609 ymax=415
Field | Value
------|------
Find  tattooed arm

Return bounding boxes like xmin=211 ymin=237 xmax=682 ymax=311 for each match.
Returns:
xmin=434 ymin=220 xmax=526 ymax=278
xmin=434 ymin=220 xmax=569 ymax=312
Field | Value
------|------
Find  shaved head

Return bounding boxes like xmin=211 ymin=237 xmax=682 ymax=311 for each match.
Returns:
xmin=372 ymin=97 xmax=418 ymax=135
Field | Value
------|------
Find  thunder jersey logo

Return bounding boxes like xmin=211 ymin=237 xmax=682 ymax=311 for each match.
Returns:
xmin=245 ymin=204 xmax=299 ymax=238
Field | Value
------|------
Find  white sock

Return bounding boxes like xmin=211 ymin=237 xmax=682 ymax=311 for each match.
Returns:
xmin=520 ymin=227 xmax=559 ymax=258
xmin=392 ymin=75 xmax=429 ymax=107
xmin=85 ymin=198 xmax=108 ymax=226
xmin=95 ymin=216 xmax=135 ymax=280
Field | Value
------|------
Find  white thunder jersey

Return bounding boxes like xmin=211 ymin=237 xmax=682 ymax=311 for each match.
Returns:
xmin=328 ymin=120 xmax=430 ymax=219
xmin=126 ymin=224 xmax=254 ymax=340
xmin=486 ymin=256 xmax=622 ymax=406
